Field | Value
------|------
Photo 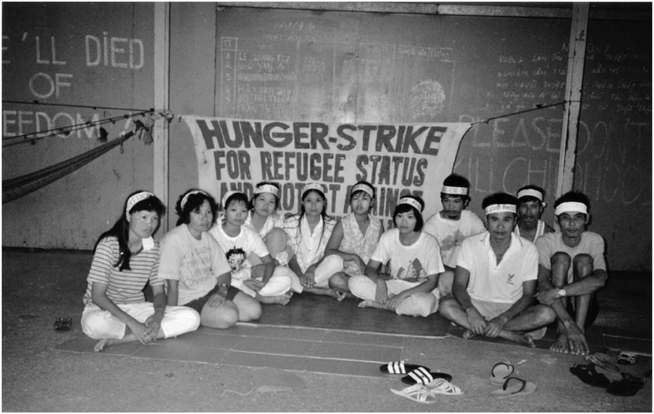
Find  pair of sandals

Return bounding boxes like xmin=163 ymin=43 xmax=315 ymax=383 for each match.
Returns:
xmin=490 ymin=362 xmax=537 ymax=398
xmin=382 ymin=361 xmax=462 ymax=403
xmin=570 ymin=363 xmax=645 ymax=396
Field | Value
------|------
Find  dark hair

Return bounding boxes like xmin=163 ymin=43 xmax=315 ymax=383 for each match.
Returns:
xmin=293 ymin=186 xmax=333 ymax=245
xmin=554 ymin=191 xmax=590 ymax=214
xmin=249 ymin=181 xmax=281 ymax=212
xmin=441 ymin=173 xmax=471 ymax=203
xmin=224 ymin=192 xmax=250 ymax=211
xmin=393 ymin=195 xmax=425 ymax=231
xmin=517 ymin=184 xmax=546 ymax=205
xmin=175 ymin=189 xmax=218 ymax=226
xmin=95 ymin=190 xmax=166 ymax=271
xmin=482 ymin=192 xmax=518 ymax=216
xmin=350 ymin=180 xmax=376 ymax=201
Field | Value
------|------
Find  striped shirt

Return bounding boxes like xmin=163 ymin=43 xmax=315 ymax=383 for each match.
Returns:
xmin=83 ymin=236 xmax=162 ymax=306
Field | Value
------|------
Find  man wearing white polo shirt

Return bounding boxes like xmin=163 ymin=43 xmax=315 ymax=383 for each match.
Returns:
xmin=423 ymin=174 xmax=485 ymax=297
xmin=535 ymin=191 xmax=607 ymax=356
xmin=438 ymin=192 xmax=555 ymax=347
xmin=514 ymin=185 xmax=555 ymax=243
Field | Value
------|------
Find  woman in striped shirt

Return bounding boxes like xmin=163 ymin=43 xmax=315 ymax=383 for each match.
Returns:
xmin=81 ymin=191 xmax=200 ymax=352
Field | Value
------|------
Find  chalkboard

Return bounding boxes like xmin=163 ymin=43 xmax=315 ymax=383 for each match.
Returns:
xmin=210 ymin=7 xmax=651 ymax=271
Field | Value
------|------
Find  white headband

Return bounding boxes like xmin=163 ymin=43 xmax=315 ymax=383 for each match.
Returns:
xmin=181 ymin=190 xmax=208 ymax=210
xmin=485 ymin=204 xmax=517 ymax=215
xmin=222 ymin=190 xmax=244 ymax=208
xmin=126 ymin=191 xmax=155 ymax=216
xmin=351 ymin=183 xmax=374 ymax=198
xmin=398 ymin=197 xmax=423 ymax=213
xmin=254 ymin=184 xmax=279 ymax=197
xmin=442 ymin=185 xmax=469 ymax=196
xmin=555 ymin=201 xmax=588 ymax=216
xmin=302 ymin=183 xmax=325 ymax=198
xmin=517 ymin=189 xmax=544 ymax=202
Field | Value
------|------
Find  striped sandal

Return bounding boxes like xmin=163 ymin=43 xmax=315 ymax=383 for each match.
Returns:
xmin=401 ymin=366 xmax=453 ymax=385
xmin=380 ymin=361 xmax=428 ymax=375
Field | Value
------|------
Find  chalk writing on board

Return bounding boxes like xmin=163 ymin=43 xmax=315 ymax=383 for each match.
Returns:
xmin=2 ymin=30 xmax=145 ymax=139
xmin=219 ymin=37 xmax=456 ymax=121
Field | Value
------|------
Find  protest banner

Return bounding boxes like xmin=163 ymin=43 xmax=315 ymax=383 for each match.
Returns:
xmin=183 ymin=117 xmax=471 ymax=228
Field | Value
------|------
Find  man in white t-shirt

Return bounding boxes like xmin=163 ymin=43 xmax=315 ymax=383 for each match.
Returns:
xmin=535 ymin=191 xmax=607 ymax=356
xmin=438 ymin=192 xmax=556 ymax=347
xmin=423 ymin=174 xmax=485 ymax=297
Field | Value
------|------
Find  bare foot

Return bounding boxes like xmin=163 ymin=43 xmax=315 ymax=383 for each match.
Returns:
xmin=258 ymin=293 xmax=292 ymax=305
xmin=303 ymin=287 xmax=340 ymax=298
xmin=335 ymin=292 xmax=353 ymax=302
xmin=499 ymin=331 xmax=536 ymax=348
xmin=94 ymin=338 xmax=114 ymax=352
xmin=463 ymin=330 xmax=476 ymax=340
xmin=550 ymin=333 xmax=570 ymax=354
xmin=357 ymin=300 xmax=385 ymax=309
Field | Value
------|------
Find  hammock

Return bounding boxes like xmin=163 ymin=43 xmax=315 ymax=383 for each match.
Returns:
xmin=3 ymin=131 xmax=137 ymax=204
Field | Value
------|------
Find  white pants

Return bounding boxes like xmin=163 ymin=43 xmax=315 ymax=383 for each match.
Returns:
xmin=233 ymin=265 xmax=294 ymax=297
xmin=313 ymin=255 xmax=345 ymax=287
xmin=348 ymin=276 xmax=439 ymax=317
xmin=81 ymin=303 xmax=200 ymax=340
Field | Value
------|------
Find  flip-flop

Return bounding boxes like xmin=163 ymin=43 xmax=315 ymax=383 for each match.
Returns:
xmin=585 ymin=353 xmax=620 ymax=373
xmin=401 ymin=367 xmax=453 ymax=385
xmin=490 ymin=362 xmax=515 ymax=385
xmin=570 ymin=364 xmax=611 ymax=388
xmin=425 ymin=378 xmax=463 ymax=395
xmin=490 ymin=377 xmax=536 ymax=398
xmin=390 ymin=384 xmax=436 ymax=404
xmin=617 ymin=352 xmax=637 ymax=365
xmin=54 ymin=317 xmax=72 ymax=332
xmin=380 ymin=361 xmax=428 ymax=375
xmin=607 ymin=373 xmax=645 ymax=397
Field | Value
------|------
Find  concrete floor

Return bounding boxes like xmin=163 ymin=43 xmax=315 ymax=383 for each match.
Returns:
xmin=2 ymin=248 xmax=652 ymax=411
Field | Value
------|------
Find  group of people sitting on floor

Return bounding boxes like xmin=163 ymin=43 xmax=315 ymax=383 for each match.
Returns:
xmin=81 ymin=174 xmax=607 ymax=356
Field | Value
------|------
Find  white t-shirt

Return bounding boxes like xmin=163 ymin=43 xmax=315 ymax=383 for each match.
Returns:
xmin=158 ymin=224 xmax=231 ymax=306
xmin=423 ymin=210 xmax=486 ymax=268
xmin=208 ymin=224 xmax=269 ymax=280
xmin=457 ymin=232 xmax=538 ymax=304
xmin=371 ymin=229 xmax=444 ymax=283
xmin=535 ymin=231 xmax=606 ymax=283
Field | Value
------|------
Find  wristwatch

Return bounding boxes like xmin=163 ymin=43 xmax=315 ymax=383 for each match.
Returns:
xmin=557 ymin=288 xmax=567 ymax=297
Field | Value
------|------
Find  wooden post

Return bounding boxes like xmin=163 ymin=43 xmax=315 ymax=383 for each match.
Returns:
xmin=556 ymin=2 xmax=589 ymax=198
xmin=153 ymin=2 xmax=170 ymax=234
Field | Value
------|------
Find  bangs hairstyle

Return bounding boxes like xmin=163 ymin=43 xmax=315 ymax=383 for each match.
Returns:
xmin=95 ymin=190 xmax=166 ymax=272
xmin=350 ymin=181 xmax=376 ymax=201
xmin=175 ymin=190 xmax=218 ymax=226
xmin=393 ymin=195 xmax=425 ymax=231
xmin=128 ymin=195 xmax=166 ymax=217
xmin=554 ymin=190 xmax=590 ymax=211
xmin=482 ymin=192 xmax=518 ymax=215
xmin=224 ymin=192 xmax=250 ymax=210
xmin=250 ymin=181 xmax=281 ymax=211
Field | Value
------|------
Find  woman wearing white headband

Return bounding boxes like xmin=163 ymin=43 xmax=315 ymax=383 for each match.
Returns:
xmin=313 ymin=181 xmax=384 ymax=300
xmin=283 ymin=183 xmax=336 ymax=294
xmin=348 ymin=195 xmax=445 ymax=317
xmin=160 ymin=189 xmax=261 ymax=330
xmin=208 ymin=191 xmax=294 ymax=305
xmin=81 ymin=191 xmax=200 ymax=352
xmin=244 ymin=182 xmax=293 ymax=267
